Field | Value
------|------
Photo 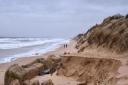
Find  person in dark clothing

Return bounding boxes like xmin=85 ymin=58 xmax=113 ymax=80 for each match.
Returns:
xmin=64 ymin=44 xmax=68 ymax=48
xmin=65 ymin=44 xmax=67 ymax=48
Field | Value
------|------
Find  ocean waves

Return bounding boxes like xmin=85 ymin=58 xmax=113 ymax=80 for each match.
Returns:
xmin=0 ymin=38 xmax=69 ymax=63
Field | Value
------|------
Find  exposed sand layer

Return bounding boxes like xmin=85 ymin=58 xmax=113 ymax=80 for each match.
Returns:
xmin=57 ymin=55 xmax=121 ymax=85
xmin=1 ymin=40 xmax=128 ymax=85
xmin=0 ymin=40 xmax=77 ymax=85
xmin=1 ymin=14 xmax=128 ymax=85
xmin=36 ymin=73 xmax=80 ymax=85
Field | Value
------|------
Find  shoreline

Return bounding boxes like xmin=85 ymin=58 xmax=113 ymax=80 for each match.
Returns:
xmin=0 ymin=39 xmax=70 ymax=64
xmin=0 ymin=47 xmax=62 ymax=85
xmin=0 ymin=40 xmax=76 ymax=85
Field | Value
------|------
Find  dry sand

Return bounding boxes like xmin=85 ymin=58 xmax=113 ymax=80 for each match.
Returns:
xmin=1 ymin=40 xmax=128 ymax=85
xmin=0 ymin=40 xmax=77 ymax=85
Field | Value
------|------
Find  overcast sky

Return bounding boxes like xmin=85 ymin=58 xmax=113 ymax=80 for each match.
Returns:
xmin=0 ymin=0 xmax=128 ymax=38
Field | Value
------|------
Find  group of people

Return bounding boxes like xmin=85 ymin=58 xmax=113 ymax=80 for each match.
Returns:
xmin=64 ymin=44 xmax=68 ymax=48
xmin=63 ymin=44 xmax=70 ymax=55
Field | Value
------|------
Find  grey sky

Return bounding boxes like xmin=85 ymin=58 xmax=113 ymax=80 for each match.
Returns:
xmin=0 ymin=0 xmax=128 ymax=38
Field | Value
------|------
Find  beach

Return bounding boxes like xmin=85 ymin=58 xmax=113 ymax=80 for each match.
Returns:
xmin=0 ymin=38 xmax=69 ymax=64
xmin=0 ymin=40 xmax=76 ymax=85
xmin=1 ymin=15 xmax=128 ymax=85
xmin=0 ymin=0 xmax=127 ymax=84
xmin=1 ymin=39 xmax=128 ymax=85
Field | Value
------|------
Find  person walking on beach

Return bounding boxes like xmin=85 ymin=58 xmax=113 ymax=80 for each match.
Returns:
xmin=64 ymin=44 xmax=69 ymax=54
xmin=64 ymin=44 xmax=68 ymax=48
xmin=65 ymin=44 xmax=67 ymax=48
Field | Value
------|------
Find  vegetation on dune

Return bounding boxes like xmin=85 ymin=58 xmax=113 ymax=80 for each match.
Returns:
xmin=76 ymin=14 xmax=128 ymax=53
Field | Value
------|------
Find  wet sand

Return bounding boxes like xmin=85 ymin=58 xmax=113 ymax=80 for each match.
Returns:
xmin=1 ymin=40 xmax=128 ymax=85
xmin=0 ymin=41 xmax=76 ymax=85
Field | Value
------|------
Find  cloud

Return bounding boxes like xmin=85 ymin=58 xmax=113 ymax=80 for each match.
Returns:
xmin=0 ymin=0 xmax=127 ymax=38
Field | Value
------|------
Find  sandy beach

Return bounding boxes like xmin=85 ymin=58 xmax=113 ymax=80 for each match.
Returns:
xmin=1 ymin=40 xmax=128 ymax=85
xmin=0 ymin=40 xmax=77 ymax=85
xmin=1 ymin=15 xmax=128 ymax=85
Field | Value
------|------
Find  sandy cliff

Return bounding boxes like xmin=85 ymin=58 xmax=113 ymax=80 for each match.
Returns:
xmin=76 ymin=14 xmax=128 ymax=53
xmin=4 ymin=14 xmax=128 ymax=85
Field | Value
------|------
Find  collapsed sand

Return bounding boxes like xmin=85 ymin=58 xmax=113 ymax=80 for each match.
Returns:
xmin=3 ymin=14 xmax=128 ymax=85
xmin=57 ymin=55 xmax=121 ymax=85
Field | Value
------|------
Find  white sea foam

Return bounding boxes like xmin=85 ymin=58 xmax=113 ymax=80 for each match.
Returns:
xmin=0 ymin=38 xmax=65 ymax=49
xmin=0 ymin=38 xmax=70 ymax=64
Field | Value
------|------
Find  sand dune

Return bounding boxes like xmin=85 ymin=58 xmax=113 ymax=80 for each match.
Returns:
xmin=1 ymin=14 xmax=128 ymax=85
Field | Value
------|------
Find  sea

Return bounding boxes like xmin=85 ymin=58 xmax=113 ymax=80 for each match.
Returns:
xmin=0 ymin=38 xmax=69 ymax=64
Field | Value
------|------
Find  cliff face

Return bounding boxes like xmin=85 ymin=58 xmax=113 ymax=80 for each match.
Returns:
xmin=57 ymin=56 xmax=121 ymax=85
xmin=76 ymin=14 xmax=128 ymax=53
xmin=4 ymin=14 xmax=128 ymax=85
xmin=4 ymin=56 xmax=60 ymax=85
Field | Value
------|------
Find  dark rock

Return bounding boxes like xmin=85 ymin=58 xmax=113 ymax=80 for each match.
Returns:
xmin=77 ymin=82 xmax=87 ymax=85
xmin=39 ymin=55 xmax=61 ymax=75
